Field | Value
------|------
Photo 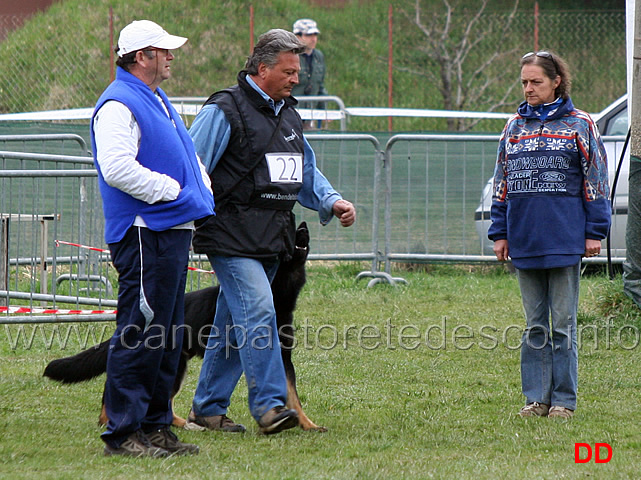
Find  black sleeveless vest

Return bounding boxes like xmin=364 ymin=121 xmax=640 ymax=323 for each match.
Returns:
xmin=192 ymin=71 xmax=305 ymax=259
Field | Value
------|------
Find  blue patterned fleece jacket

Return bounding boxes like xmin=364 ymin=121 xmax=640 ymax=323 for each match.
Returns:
xmin=488 ymin=97 xmax=611 ymax=269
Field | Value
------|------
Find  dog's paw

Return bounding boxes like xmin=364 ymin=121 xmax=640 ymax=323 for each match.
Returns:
xmin=172 ymin=414 xmax=188 ymax=429
xmin=300 ymin=421 xmax=328 ymax=433
xmin=182 ymin=420 xmax=207 ymax=432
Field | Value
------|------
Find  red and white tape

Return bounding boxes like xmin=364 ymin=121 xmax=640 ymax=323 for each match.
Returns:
xmin=0 ymin=240 xmax=214 ymax=316
xmin=55 ymin=240 xmax=107 ymax=253
xmin=55 ymin=239 xmax=214 ymax=274
xmin=0 ymin=306 xmax=117 ymax=315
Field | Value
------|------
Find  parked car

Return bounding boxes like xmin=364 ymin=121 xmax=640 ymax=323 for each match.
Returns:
xmin=475 ymin=95 xmax=629 ymax=259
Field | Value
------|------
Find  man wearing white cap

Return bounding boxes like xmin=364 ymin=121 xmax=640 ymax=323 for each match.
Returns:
xmin=90 ymin=20 xmax=214 ymax=457
xmin=292 ymin=18 xmax=328 ymax=128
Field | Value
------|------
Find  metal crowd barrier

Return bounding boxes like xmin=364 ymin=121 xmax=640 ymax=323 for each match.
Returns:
xmin=0 ymin=132 xmax=626 ymax=323
xmin=300 ymin=134 xmax=394 ymax=286
xmin=0 ymin=145 xmax=110 ymax=323
xmin=0 ymin=167 xmax=109 ymax=312
xmin=381 ymin=133 xmax=628 ymax=285
xmin=382 ymin=134 xmax=500 ymax=275
xmin=0 ymin=134 xmax=89 ymax=156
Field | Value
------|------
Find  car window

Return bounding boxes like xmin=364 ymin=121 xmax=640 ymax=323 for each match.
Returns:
xmin=604 ymin=108 xmax=628 ymax=136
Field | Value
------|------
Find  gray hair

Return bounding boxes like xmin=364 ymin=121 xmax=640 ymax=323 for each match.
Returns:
xmin=245 ymin=29 xmax=305 ymax=75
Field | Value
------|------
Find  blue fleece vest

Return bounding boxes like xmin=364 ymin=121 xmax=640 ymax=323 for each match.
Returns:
xmin=91 ymin=68 xmax=214 ymax=244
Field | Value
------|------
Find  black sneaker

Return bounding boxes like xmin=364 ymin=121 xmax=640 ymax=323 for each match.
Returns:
xmin=103 ymin=430 xmax=169 ymax=458
xmin=258 ymin=406 xmax=299 ymax=435
xmin=185 ymin=410 xmax=247 ymax=433
xmin=146 ymin=427 xmax=199 ymax=455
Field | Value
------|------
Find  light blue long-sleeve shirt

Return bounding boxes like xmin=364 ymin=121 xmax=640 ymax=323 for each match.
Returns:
xmin=189 ymin=75 xmax=341 ymax=225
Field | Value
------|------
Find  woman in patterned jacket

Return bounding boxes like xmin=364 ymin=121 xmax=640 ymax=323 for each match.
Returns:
xmin=488 ymin=50 xmax=611 ymax=419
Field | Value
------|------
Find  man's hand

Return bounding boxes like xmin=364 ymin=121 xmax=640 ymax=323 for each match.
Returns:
xmin=332 ymin=199 xmax=356 ymax=227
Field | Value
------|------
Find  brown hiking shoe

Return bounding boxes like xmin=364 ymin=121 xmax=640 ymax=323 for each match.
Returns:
xmin=258 ymin=406 xmax=299 ymax=435
xmin=519 ymin=402 xmax=550 ymax=417
xmin=103 ymin=430 xmax=169 ymax=458
xmin=185 ymin=410 xmax=246 ymax=433
xmin=146 ymin=427 xmax=199 ymax=455
xmin=548 ymin=406 xmax=574 ymax=419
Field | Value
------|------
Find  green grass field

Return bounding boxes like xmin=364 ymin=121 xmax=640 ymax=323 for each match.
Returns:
xmin=1 ymin=263 xmax=640 ymax=479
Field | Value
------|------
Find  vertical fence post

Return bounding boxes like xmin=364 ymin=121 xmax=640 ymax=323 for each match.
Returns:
xmin=388 ymin=4 xmax=393 ymax=132
xmin=109 ymin=7 xmax=114 ymax=83
xmin=0 ymin=217 xmax=8 ymax=306
xmin=40 ymin=218 xmax=48 ymax=306
xmin=534 ymin=1 xmax=539 ymax=51
xmin=249 ymin=5 xmax=254 ymax=53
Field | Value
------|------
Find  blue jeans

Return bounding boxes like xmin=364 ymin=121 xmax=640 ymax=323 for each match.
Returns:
xmin=516 ymin=264 xmax=580 ymax=410
xmin=192 ymin=255 xmax=287 ymax=421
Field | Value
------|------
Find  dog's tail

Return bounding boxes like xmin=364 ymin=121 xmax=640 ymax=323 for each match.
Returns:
xmin=43 ymin=340 xmax=109 ymax=383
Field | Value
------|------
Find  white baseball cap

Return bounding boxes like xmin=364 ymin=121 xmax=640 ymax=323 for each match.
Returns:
xmin=293 ymin=18 xmax=320 ymax=35
xmin=116 ymin=20 xmax=187 ymax=57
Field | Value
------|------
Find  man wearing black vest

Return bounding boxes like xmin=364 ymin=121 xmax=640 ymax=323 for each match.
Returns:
xmin=187 ymin=29 xmax=355 ymax=435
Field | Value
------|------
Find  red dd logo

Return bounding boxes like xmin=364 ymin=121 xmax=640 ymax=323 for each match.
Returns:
xmin=574 ymin=443 xmax=613 ymax=463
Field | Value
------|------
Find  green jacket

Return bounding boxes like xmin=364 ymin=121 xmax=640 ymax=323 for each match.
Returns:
xmin=292 ymin=49 xmax=328 ymax=103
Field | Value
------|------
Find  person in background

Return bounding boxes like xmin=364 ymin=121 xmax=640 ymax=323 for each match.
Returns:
xmin=91 ymin=20 xmax=214 ymax=457
xmin=186 ymin=29 xmax=355 ymax=435
xmin=292 ymin=18 xmax=328 ymax=129
xmin=489 ymin=50 xmax=610 ymax=419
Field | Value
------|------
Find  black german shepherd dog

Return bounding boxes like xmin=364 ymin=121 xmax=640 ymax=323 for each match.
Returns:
xmin=44 ymin=222 xmax=326 ymax=432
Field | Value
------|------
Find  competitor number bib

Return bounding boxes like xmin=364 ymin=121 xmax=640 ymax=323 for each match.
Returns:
xmin=265 ymin=153 xmax=303 ymax=184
